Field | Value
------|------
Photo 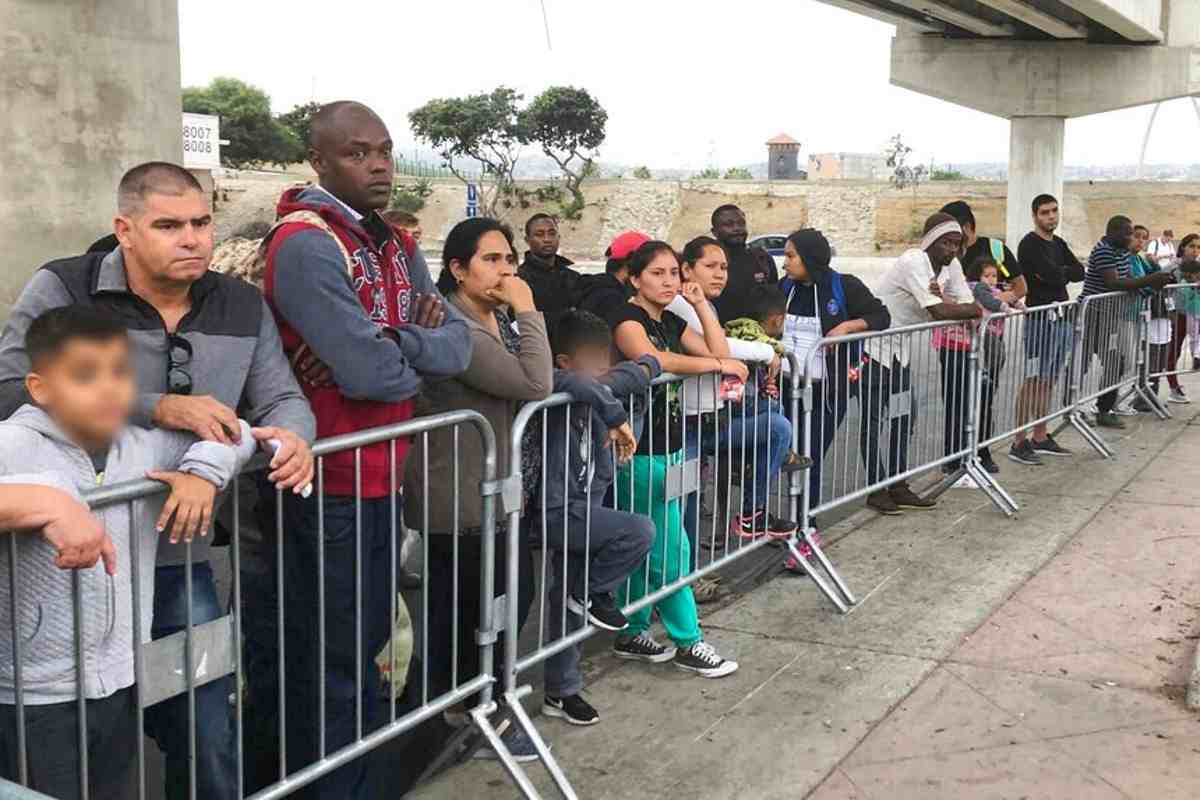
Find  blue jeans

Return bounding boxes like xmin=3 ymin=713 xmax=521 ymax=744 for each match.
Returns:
xmin=684 ymin=406 xmax=792 ymax=532
xmin=275 ymin=493 xmax=397 ymax=800
xmin=801 ymin=381 xmax=851 ymax=510
xmin=144 ymin=562 xmax=238 ymax=800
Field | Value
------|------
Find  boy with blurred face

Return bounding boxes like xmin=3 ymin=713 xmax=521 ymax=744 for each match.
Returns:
xmin=0 ymin=307 xmax=253 ymax=800
xmin=535 ymin=310 xmax=658 ymax=725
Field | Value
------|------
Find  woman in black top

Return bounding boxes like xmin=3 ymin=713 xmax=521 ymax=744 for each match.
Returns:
xmin=607 ymin=240 xmax=743 ymax=678
xmin=780 ymin=229 xmax=890 ymax=525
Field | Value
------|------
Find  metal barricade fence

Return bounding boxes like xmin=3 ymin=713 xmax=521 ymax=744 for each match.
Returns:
xmin=495 ymin=357 xmax=854 ymax=799
xmin=0 ymin=411 xmax=540 ymax=800
xmin=1143 ymin=283 xmax=1200 ymax=410
xmin=1063 ymin=290 xmax=1155 ymax=454
xmin=798 ymin=317 xmax=1017 ymax=536
xmin=972 ymin=300 xmax=1109 ymax=460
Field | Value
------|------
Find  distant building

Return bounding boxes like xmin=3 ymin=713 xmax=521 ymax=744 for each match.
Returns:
xmin=808 ymin=152 xmax=891 ymax=181
xmin=766 ymin=133 xmax=804 ymax=180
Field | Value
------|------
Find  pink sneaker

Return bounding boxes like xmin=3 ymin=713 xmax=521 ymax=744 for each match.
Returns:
xmin=784 ymin=531 xmax=823 ymax=573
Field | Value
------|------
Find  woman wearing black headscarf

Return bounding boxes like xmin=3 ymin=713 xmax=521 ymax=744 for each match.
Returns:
xmin=779 ymin=229 xmax=889 ymax=549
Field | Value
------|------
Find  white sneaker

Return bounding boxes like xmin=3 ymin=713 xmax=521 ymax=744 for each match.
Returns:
xmin=1169 ymin=387 xmax=1191 ymax=404
xmin=673 ymin=641 xmax=739 ymax=678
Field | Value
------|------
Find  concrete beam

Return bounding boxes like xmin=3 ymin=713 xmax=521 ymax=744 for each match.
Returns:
xmin=814 ymin=0 xmax=946 ymax=32
xmin=890 ymin=35 xmax=1200 ymax=118
xmin=974 ymin=0 xmax=1088 ymax=38
xmin=1055 ymin=0 xmax=1162 ymax=42
xmin=885 ymin=0 xmax=1015 ymax=36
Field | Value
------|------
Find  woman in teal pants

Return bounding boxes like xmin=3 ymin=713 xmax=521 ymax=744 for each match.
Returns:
xmin=607 ymin=239 xmax=744 ymax=678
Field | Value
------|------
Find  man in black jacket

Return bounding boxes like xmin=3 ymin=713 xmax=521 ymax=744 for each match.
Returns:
xmin=710 ymin=204 xmax=779 ymax=323
xmin=575 ymin=230 xmax=648 ymax=322
xmin=519 ymin=213 xmax=581 ymax=316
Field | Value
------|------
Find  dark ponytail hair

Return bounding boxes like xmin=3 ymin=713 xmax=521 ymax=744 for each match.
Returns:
xmin=626 ymin=240 xmax=680 ymax=278
xmin=1179 ymin=233 xmax=1200 ymax=259
xmin=436 ymin=217 xmax=516 ymax=294
xmin=681 ymin=235 xmax=722 ymax=267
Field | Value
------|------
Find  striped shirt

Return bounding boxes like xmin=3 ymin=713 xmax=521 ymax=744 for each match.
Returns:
xmin=1082 ymin=239 xmax=1130 ymax=297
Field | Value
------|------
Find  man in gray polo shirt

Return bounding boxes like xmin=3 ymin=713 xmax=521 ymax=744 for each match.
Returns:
xmin=0 ymin=162 xmax=315 ymax=800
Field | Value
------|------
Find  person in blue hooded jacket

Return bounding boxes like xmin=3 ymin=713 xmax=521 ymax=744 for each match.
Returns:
xmin=779 ymin=229 xmax=889 ymax=542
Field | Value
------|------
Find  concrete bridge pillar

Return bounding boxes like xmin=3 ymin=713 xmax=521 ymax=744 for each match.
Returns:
xmin=0 ymin=1 xmax=182 ymax=316
xmin=1007 ymin=117 xmax=1065 ymax=245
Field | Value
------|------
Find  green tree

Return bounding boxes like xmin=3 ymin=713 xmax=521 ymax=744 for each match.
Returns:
xmin=694 ymin=167 xmax=721 ymax=180
xmin=931 ymin=168 xmax=966 ymax=181
xmin=277 ymin=101 xmax=323 ymax=151
xmin=632 ymin=165 xmax=652 ymax=179
xmin=390 ymin=178 xmax=434 ymax=214
xmin=724 ymin=166 xmax=753 ymax=180
xmin=408 ymin=87 xmax=524 ymax=216
xmin=182 ymin=77 xmax=302 ymax=169
xmin=519 ymin=86 xmax=608 ymax=220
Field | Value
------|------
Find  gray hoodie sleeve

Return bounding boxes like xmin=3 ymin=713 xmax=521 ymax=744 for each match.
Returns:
xmin=553 ymin=370 xmax=628 ymax=429
xmin=138 ymin=419 xmax=258 ymax=491
xmin=972 ymin=281 xmax=1006 ymax=313
xmin=241 ymin=299 xmax=316 ymax=442
xmin=391 ymin=246 xmax=472 ymax=379
xmin=272 ymin=229 xmax=423 ymax=402
xmin=0 ymin=270 xmax=72 ymax=419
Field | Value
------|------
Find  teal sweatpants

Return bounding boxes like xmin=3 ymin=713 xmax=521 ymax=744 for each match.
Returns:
xmin=615 ymin=452 xmax=703 ymax=649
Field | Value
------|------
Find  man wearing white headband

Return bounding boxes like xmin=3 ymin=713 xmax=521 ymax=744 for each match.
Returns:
xmin=861 ymin=213 xmax=981 ymax=516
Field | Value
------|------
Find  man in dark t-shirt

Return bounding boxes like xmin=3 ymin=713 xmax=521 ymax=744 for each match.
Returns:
xmin=710 ymin=204 xmax=778 ymax=323
xmin=1010 ymin=194 xmax=1085 ymax=463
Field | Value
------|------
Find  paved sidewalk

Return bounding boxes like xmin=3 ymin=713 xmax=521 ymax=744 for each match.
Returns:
xmin=814 ymin=415 xmax=1200 ymax=799
xmin=415 ymin=400 xmax=1200 ymax=800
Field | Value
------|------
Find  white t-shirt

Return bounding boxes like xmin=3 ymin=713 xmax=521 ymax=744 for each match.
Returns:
xmin=864 ymin=248 xmax=961 ymax=367
xmin=666 ymin=294 xmax=775 ymax=414
xmin=1148 ymin=238 xmax=1177 ymax=269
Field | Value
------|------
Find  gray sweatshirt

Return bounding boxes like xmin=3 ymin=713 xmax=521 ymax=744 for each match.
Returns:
xmin=0 ymin=246 xmax=316 ymax=566
xmin=0 ymin=405 xmax=255 ymax=704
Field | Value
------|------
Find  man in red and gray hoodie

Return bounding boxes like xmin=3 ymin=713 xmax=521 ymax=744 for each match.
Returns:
xmin=259 ymin=101 xmax=470 ymax=798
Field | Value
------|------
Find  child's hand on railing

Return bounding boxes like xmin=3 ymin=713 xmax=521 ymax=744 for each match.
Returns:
xmin=607 ymin=423 xmax=637 ymax=464
xmin=147 ymin=471 xmax=218 ymax=544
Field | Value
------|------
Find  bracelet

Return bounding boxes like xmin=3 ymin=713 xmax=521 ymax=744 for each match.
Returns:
xmin=715 ymin=358 xmax=723 ymax=373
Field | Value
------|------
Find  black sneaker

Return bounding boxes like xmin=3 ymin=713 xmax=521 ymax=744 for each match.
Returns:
xmin=472 ymin=722 xmax=544 ymax=763
xmin=866 ymin=489 xmax=902 ymax=515
xmin=1031 ymin=435 xmax=1072 ymax=457
xmin=673 ymin=641 xmax=739 ymax=678
xmin=737 ymin=510 xmax=797 ymax=539
xmin=1007 ymin=440 xmax=1043 ymax=466
xmin=889 ymin=482 xmax=937 ymax=510
xmin=1131 ymin=398 xmax=1154 ymax=413
xmin=978 ymin=451 xmax=1000 ymax=474
xmin=1095 ymin=412 xmax=1126 ymax=429
xmin=543 ymin=694 xmax=600 ymax=726
xmin=568 ymin=594 xmax=628 ymax=632
xmin=613 ymin=632 xmax=676 ymax=663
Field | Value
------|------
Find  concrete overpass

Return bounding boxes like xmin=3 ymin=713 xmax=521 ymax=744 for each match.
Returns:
xmin=817 ymin=0 xmax=1200 ymax=243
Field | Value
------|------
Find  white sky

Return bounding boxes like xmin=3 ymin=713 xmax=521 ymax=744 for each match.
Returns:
xmin=179 ymin=0 xmax=1200 ymax=170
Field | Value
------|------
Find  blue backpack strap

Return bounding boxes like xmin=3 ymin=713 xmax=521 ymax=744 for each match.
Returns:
xmin=830 ymin=271 xmax=847 ymax=318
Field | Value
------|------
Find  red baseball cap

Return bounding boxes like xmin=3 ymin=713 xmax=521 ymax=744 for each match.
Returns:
xmin=606 ymin=231 xmax=650 ymax=260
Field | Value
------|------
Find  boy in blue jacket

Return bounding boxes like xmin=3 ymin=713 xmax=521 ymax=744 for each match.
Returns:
xmin=535 ymin=311 xmax=658 ymax=727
